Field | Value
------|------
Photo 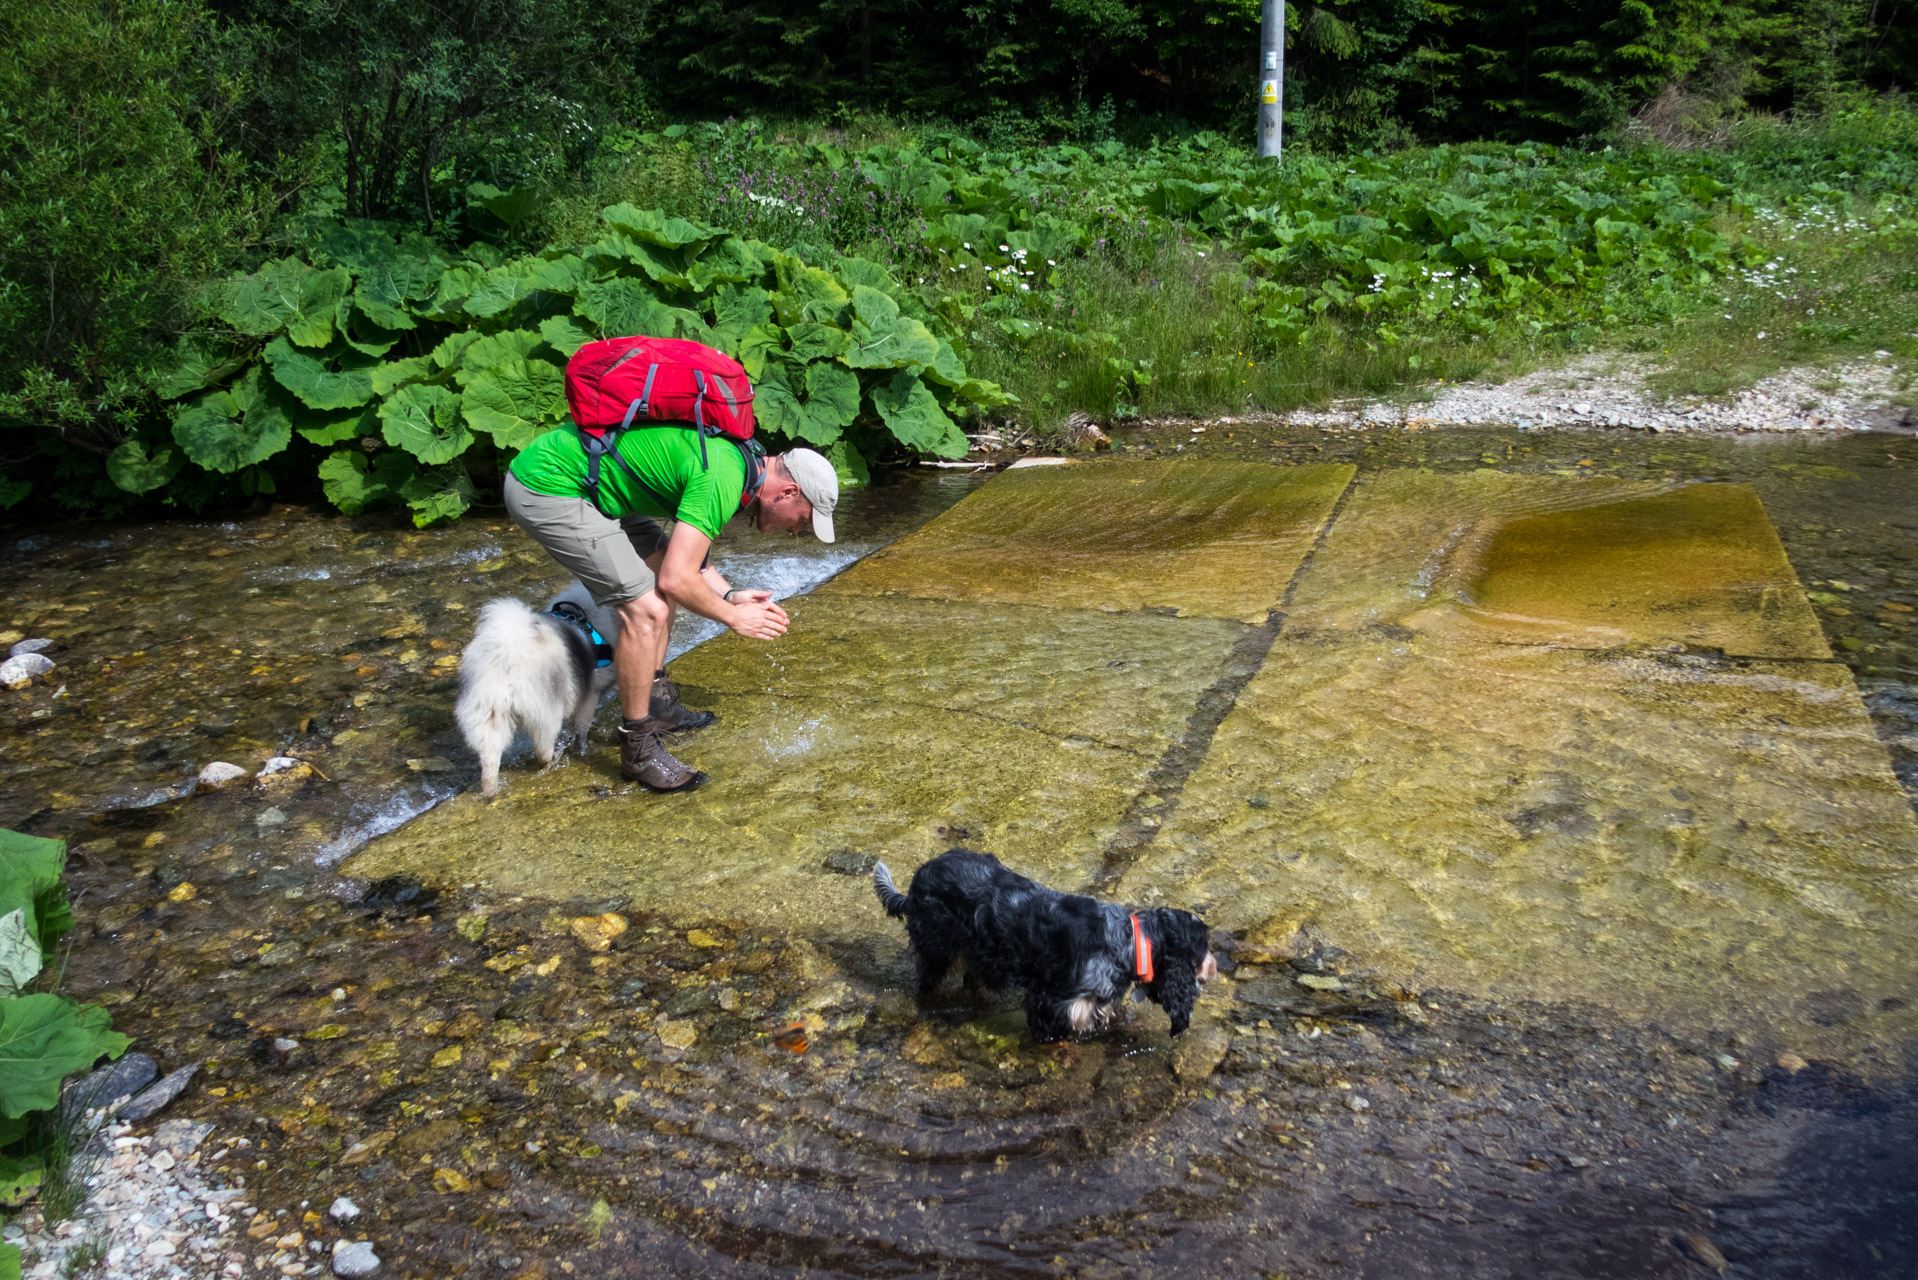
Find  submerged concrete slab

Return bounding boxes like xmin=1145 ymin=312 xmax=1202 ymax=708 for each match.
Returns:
xmin=673 ymin=594 xmax=1248 ymax=756
xmin=820 ymin=460 xmax=1356 ymax=622
xmin=1288 ymin=471 xmax=1829 ymax=658
xmin=1126 ymin=631 xmax=1918 ymax=1054
xmin=348 ymin=593 xmax=1249 ymax=925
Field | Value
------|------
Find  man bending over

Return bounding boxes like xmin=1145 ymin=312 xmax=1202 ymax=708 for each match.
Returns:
xmin=504 ymin=425 xmax=838 ymax=792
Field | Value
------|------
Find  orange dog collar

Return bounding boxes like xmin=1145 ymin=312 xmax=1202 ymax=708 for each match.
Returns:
xmin=1130 ymin=913 xmax=1155 ymax=984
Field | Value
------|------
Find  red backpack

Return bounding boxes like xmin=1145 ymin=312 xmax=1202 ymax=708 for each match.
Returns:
xmin=563 ymin=336 xmax=762 ymax=515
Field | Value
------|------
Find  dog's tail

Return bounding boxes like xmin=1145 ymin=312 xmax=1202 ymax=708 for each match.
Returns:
xmin=872 ymin=862 xmax=909 ymax=918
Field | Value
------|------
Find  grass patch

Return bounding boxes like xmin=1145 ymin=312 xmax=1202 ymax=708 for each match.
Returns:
xmin=1645 ymin=200 xmax=1918 ymax=400
xmin=965 ymin=238 xmax=1549 ymax=432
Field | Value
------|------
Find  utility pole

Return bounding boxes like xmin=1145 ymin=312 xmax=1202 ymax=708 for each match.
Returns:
xmin=1258 ymin=0 xmax=1284 ymax=160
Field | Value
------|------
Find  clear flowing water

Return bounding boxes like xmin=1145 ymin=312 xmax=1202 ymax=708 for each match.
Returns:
xmin=4 ymin=426 xmax=1917 ymax=1279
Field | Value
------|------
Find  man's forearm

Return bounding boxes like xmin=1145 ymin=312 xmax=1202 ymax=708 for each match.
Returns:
xmin=657 ymin=572 xmax=737 ymax=626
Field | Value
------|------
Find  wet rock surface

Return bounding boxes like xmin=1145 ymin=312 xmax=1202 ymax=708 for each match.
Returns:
xmin=3 ymin=432 xmax=1917 ymax=1277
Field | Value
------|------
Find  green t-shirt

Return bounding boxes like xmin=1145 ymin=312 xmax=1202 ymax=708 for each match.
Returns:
xmin=508 ymin=427 xmax=746 ymax=539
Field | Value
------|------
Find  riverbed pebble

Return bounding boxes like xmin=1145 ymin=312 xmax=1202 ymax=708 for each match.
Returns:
xmin=327 ymin=1197 xmax=359 ymax=1222
xmin=8 ymin=638 xmax=52 ymax=658
xmin=0 ymin=652 xmax=54 ymax=689
xmin=5 ymin=1117 xmax=248 ymax=1280
xmin=197 ymin=762 xmax=251 ymax=791
xmin=331 ymin=1239 xmax=381 ymax=1277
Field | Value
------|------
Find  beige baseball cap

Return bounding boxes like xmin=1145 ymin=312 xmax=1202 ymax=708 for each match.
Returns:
xmin=780 ymin=448 xmax=839 ymax=543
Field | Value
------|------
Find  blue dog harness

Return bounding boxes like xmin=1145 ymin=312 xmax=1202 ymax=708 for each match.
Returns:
xmin=547 ymin=600 xmax=614 ymax=668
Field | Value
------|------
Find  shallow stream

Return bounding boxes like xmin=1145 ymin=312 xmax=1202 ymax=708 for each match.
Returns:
xmin=4 ymin=422 xmax=1916 ymax=1279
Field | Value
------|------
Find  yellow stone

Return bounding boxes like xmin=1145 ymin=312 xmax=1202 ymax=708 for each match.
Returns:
xmin=533 ymin=955 xmax=562 ymax=976
xmin=432 ymin=1167 xmax=471 ymax=1194
xmin=166 ymin=881 xmax=196 ymax=903
xmin=431 ymin=1046 xmax=462 ymax=1068
xmin=686 ymin=929 xmax=724 ymax=949
xmin=657 ymin=1020 xmax=697 ymax=1050
xmin=569 ymin=913 xmax=628 ymax=952
xmin=819 ymin=460 xmax=1355 ymax=621
xmin=308 ymin=1024 xmax=348 ymax=1040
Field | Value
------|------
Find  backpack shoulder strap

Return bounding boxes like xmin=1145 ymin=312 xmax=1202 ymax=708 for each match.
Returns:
xmin=735 ymin=438 xmax=766 ymax=512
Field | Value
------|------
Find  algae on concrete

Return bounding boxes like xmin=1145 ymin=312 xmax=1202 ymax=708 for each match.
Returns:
xmin=350 ymin=592 xmax=1251 ymax=927
xmin=821 ymin=460 xmax=1355 ymax=622
xmin=1127 ymin=470 xmax=1915 ymax=1057
xmin=672 ymin=594 xmax=1247 ymax=756
xmin=1288 ymin=471 xmax=1829 ymax=658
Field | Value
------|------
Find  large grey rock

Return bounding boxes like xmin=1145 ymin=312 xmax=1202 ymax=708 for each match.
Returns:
xmin=333 ymin=1240 xmax=381 ymax=1277
xmin=8 ymin=639 xmax=52 ymax=657
xmin=62 ymin=1053 xmax=157 ymax=1119
xmin=119 ymin=1062 xmax=201 ymax=1121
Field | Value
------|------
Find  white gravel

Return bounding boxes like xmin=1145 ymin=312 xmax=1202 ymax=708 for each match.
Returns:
xmin=1215 ymin=355 xmax=1913 ymax=434
xmin=7 ymin=1118 xmax=380 ymax=1279
xmin=6 ymin=1118 xmax=247 ymax=1280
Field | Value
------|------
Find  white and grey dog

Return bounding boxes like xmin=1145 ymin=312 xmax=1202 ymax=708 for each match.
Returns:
xmin=455 ymin=582 xmax=618 ymax=797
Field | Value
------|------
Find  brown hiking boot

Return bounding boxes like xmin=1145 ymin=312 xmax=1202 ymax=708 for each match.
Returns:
xmin=618 ymin=719 xmax=707 ymax=792
xmin=649 ymin=669 xmax=717 ymax=732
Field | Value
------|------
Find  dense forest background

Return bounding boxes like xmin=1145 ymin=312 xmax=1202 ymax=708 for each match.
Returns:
xmin=0 ymin=0 xmax=1911 ymax=515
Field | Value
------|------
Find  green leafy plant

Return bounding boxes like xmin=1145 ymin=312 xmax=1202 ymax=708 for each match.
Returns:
xmin=0 ymin=831 xmax=130 ymax=1235
xmin=145 ymin=204 xmax=1010 ymax=524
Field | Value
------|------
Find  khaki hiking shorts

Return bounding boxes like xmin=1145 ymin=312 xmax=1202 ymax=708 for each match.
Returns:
xmin=504 ymin=473 xmax=679 ymax=607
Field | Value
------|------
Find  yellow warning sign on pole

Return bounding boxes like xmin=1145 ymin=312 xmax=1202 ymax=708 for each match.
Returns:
xmin=1261 ymin=79 xmax=1279 ymax=104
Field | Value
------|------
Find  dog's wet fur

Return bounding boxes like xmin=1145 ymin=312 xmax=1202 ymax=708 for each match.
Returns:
xmin=455 ymin=583 xmax=617 ymax=797
xmin=874 ymin=848 xmax=1217 ymax=1042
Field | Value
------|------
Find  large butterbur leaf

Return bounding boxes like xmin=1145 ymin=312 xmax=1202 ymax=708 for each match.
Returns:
xmin=786 ymin=321 xmax=849 ymax=362
xmin=0 ymin=994 xmax=129 ymax=1118
xmin=380 ymin=383 xmax=471 ymax=464
xmin=870 ymin=369 xmax=961 ymax=455
xmin=847 ymin=286 xmax=939 ymax=369
xmin=0 ymin=829 xmax=70 ymax=963
xmin=457 ymin=329 xmax=546 ymax=384
xmin=295 ymin=404 xmax=377 ymax=447
xmin=794 ymin=362 xmax=861 ymax=445
xmin=105 ymin=438 xmax=184 ymax=494
xmin=463 ymin=359 xmax=566 ymax=449
xmin=602 ymin=204 xmax=719 ymax=251
xmin=318 ymin=449 xmax=415 ymax=514
xmin=171 ymin=367 xmax=293 ymax=473
xmin=824 ymin=438 xmax=871 ymax=487
xmin=538 ymin=315 xmax=596 ymax=355
xmin=464 ymin=264 xmax=542 ymax=319
xmin=751 ymin=362 xmax=852 ymax=456
xmin=352 ymin=254 xmax=441 ymax=330
xmin=218 ymin=258 xmax=350 ymax=346
xmin=153 ymin=339 xmax=245 ymax=400
xmin=263 ymin=338 xmax=375 ymax=410
xmin=575 ymin=279 xmax=678 ymax=338
xmin=401 ymin=462 xmax=475 ymax=527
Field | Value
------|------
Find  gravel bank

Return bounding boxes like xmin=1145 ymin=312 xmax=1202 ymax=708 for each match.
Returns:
xmin=1255 ymin=355 xmax=1913 ymax=433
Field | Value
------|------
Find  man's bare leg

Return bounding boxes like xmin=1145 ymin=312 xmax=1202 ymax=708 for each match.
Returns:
xmin=612 ymin=592 xmax=704 ymax=791
xmin=613 ymin=591 xmax=670 ymax=720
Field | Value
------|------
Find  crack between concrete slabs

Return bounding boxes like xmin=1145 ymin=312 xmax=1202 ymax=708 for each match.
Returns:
xmin=1092 ymin=473 xmax=1363 ymax=891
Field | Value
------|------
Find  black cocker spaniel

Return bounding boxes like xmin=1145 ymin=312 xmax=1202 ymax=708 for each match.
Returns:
xmin=874 ymin=848 xmax=1218 ymax=1042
